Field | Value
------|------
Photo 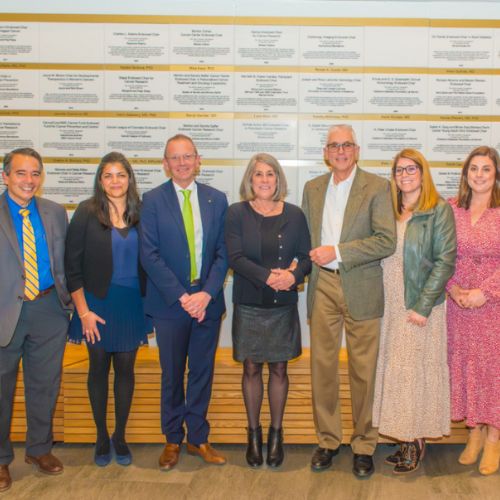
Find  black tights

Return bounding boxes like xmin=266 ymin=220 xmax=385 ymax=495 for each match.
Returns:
xmin=86 ymin=344 xmax=137 ymax=454
xmin=242 ymin=358 xmax=289 ymax=430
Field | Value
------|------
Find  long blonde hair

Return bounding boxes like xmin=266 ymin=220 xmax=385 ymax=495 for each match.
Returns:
xmin=390 ymin=148 xmax=439 ymax=219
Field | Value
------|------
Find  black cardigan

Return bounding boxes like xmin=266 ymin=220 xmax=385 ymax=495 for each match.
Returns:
xmin=225 ymin=201 xmax=311 ymax=305
xmin=65 ymin=198 xmax=146 ymax=298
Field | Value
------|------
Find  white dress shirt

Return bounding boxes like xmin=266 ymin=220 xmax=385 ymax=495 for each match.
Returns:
xmin=320 ymin=166 xmax=357 ymax=270
xmin=173 ymin=180 xmax=203 ymax=280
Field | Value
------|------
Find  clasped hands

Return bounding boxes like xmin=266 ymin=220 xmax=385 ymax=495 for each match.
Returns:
xmin=449 ymin=285 xmax=487 ymax=309
xmin=266 ymin=268 xmax=296 ymax=291
xmin=180 ymin=291 xmax=211 ymax=322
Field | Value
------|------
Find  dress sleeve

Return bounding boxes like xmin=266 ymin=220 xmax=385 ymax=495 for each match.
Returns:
xmin=481 ymin=268 xmax=500 ymax=299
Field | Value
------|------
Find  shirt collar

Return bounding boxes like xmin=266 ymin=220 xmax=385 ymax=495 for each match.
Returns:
xmin=329 ymin=165 xmax=357 ymax=191
xmin=5 ymin=191 xmax=36 ymax=213
xmin=172 ymin=180 xmax=197 ymax=194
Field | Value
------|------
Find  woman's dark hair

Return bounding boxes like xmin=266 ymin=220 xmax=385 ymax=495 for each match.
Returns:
xmin=457 ymin=146 xmax=500 ymax=209
xmin=92 ymin=151 xmax=141 ymax=227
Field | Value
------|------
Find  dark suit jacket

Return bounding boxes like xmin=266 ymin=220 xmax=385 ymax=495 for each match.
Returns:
xmin=302 ymin=168 xmax=396 ymax=321
xmin=139 ymin=180 xmax=228 ymax=320
xmin=64 ymin=198 xmax=146 ymax=298
xmin=225 ymin=201 xmax=311 ymax=305
xmin=0 ymin=192 xmax=72 ymax=347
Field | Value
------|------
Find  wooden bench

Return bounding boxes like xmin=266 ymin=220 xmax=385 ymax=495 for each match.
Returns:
xmin=11 ymin=343 xmax=89 ymax=442
xmin=62 ymin=345 xmax=467 ymax=444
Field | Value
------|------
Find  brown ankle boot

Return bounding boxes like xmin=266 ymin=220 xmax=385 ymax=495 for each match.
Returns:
xmin=459 ymin=427 xmax=486 ymax=465
xmin=479 ymin=439 xmax=500 ymax=475
xmin=393 ymin=439 xmax=425 ymax=474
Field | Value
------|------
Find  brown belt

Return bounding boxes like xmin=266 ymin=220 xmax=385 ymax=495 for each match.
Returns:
xmin=24 ymin=285 xmax=55 ymax=301
xmin=320 ymin=267 xmax=340 ymax=275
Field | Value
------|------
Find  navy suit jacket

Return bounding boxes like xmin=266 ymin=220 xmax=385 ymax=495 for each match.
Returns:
xmin=139 ymin=179 xmax=228 ymax=320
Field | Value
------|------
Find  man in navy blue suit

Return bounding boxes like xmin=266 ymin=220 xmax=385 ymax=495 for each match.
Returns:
xmin=139 ymin=134 xmax=228 ymax=470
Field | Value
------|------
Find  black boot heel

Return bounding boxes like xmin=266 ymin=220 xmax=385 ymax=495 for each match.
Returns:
xmin=266 ymin=426 xmax=284 ymax=468
xmin=246 ymin=426 xmax=263 ymax=467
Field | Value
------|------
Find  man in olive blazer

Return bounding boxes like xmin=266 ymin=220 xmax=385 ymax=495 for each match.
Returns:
xmin=0 ymin=148 xmax=71 ymax=492
xmin=302 ymin=125 xmax=396 ymax=477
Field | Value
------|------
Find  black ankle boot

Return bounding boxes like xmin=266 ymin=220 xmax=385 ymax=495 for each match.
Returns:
xmin=246 ymin=426 xmax=263 ymax=467
xmin=266 ymin=426 xmax=284 ymax=468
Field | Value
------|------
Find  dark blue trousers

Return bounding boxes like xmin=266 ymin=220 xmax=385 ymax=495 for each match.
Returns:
xmin=154 ymin=313 xmax=220 ymax=446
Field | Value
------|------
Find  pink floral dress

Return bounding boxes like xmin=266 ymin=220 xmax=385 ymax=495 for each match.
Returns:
xmin=447 ymin=201 xmax=500 ymax=429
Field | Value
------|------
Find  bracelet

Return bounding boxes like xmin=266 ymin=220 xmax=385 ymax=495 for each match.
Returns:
xmin=79 ymin=310 xmax=90 ymax=319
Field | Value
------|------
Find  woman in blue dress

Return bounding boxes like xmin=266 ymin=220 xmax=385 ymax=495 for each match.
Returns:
xmin=65 ymin=152 xmax=149 ymax=466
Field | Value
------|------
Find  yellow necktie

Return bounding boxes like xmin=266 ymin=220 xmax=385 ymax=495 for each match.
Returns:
xmin=180 ymin=190 xmax=197 ymax=282
xmin=19 ymin=208 xmax=39 ymax=300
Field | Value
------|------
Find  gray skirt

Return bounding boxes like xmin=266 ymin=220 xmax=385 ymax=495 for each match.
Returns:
xmin=232 ymin=304 xmax=302 ymax=363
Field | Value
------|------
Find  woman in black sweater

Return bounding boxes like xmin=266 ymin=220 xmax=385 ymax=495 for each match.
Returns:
xmin=225 ymin=153 xmax=311 ymax=468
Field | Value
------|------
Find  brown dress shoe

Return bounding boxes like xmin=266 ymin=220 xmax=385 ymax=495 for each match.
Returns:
xmin=25 ymin=453 xmax=64 ymax=475
xmin=159 ymin=443 xmax=180 ymax=471
xmin=0 ymin=465 xmax=12 ymax=492
xmin=187 ymin=443 xmax=226 ymax=465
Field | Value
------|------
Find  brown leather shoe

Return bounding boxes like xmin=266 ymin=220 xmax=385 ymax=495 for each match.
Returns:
xmin=159 ymin=443 xmax=180 ymax=471
xmin=0 ymin=465 xmax=12 ymax=492
xmin=25 ymin=453 xmax=64 ymax=475
xmin=187 ymin=443 xmax=226 ymax=465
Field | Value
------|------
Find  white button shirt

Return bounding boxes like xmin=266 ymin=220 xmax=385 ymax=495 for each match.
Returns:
xmin=320 ymin=166 xmax=357 ymax=270
xmin=173 ymin=180 xmax=203 ymax=280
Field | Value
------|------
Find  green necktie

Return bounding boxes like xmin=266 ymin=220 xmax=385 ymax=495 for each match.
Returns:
xmin=181 ymin=190 xmax=197 ymax=282
xmin=19 ymin=208 xmax=40 ymax=300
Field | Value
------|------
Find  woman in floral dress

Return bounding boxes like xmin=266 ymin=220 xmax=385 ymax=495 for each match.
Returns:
xmin=447 ymin=146 xmax=500 ymax=475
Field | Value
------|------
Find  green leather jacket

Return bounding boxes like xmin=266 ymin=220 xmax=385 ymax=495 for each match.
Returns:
xmin=403 ymin=198 xmax=456 ymax=317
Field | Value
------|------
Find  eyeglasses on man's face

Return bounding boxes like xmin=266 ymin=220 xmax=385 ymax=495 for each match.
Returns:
xmin=325 ymin=141 xmax=357 ymax=152
xmin=394 ymin=165 xmax=420 ymax=176
xmin=164 ymin=153 xmax=198 ymax=164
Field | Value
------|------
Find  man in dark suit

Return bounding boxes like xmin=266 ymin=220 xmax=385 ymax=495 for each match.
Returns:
xmin=139 ymin=134 xmax=228 ymax=470
xmin=302 ymin=125 xmax=396 ymax=478
xmin=0 ymin=148 xmax=72 ymax=492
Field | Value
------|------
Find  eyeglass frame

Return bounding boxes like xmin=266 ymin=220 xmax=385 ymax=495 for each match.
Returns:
xmin=393 ymin=164 xmax=421 ymax=176
xmin=325 ymin=141 xmax=358 ymax=152
xmin=164 ymin=153 xmax=199 ymax=164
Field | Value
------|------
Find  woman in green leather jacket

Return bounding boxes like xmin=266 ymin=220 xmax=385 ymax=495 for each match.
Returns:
xmin=373 ymin=148 xmax=456 ymax=474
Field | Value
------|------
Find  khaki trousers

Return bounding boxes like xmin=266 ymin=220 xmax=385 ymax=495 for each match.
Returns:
xmin=310 ymin=269 xmax=380 ymax=455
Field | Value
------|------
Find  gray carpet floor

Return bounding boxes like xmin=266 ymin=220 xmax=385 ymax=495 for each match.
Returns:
xmin=2 ymin=443 xmax=499 ymax=499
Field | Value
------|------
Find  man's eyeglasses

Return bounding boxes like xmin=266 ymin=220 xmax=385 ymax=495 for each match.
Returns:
xmin=325 ymin=142 xmax=357 ymax=152
xmin=164 ymin=153 xmax=198 ymax=163
xmin=394 ymin=165 xmax=419 ymax=176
